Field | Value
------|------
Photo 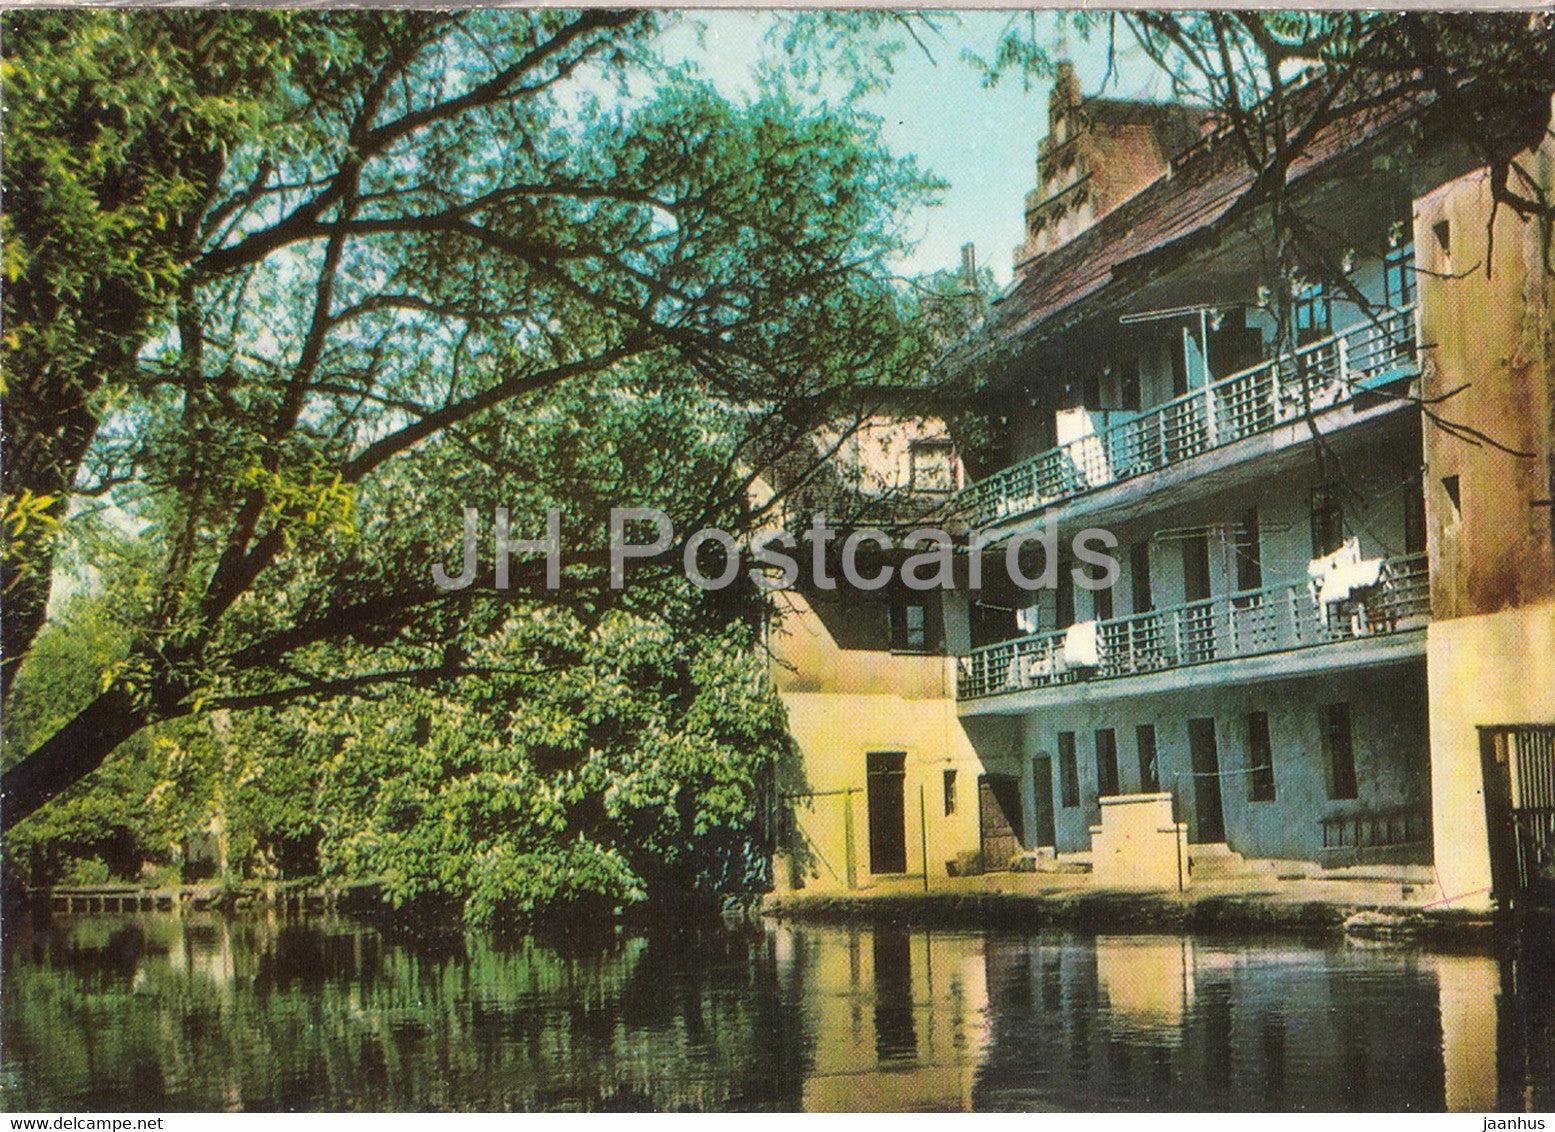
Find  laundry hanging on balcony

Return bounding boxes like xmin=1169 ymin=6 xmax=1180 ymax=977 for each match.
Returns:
xmin=1055 ymin=407 xmax=1114 ymax=490
xmin=1063 ymin=619 xmax=1101 ymax=668
xmin=1307 ymin=537 xmax=1385 ymax=607
xmin=1323 ymin=557 xmax=1385 ymax=606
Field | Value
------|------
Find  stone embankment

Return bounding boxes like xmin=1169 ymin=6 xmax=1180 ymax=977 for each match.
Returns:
xmin=763 ymin=870 xmax=1511 ymax=944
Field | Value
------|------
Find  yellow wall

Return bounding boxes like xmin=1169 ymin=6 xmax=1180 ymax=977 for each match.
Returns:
xmin=776 ymin=690 xmax=986 ymax=890
xmin=1416 ymin=107 xmax=1555 ymax=910
xmin=753 ymin=415 xmax=985 ymax=891
xmin=1426 ymin=601 xmax=1555 ymax=909
xmin=809 ymin=417 xmax=964 ymax=498
xmin=767 ymin=590 xmax=954 ymax=699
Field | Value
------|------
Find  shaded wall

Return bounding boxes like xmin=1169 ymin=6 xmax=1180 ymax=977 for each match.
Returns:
xmin=1009 ymin=661 xmax=1430 ymax=860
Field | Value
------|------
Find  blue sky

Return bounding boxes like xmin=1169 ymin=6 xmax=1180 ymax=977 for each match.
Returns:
xmin=678 ymin=11 xmax=1176 ymax=288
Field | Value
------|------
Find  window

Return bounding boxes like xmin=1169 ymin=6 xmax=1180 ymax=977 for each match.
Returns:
xmin=889 ymin=600 xmax=929 ymax=652
xmin=1246 ymin=711 xmax=1276 ymax=802
xmin=1058 ymin=733 xmax=1079 ymax=808
xmin=1384 ymin=242 xmax=1416 ymax=307
xmin=909 ymin=440 xmax=957 ymax=494
xmin=1234 ymin=507 xmax=1263 ymax=595
xmin=1442 ymin=475 xmax=1462 ymax=524
xmin=1293 ymin=283 xmax=1331 ymax=343
xmin=1095 ymin=729 xmax=1120 ymax=797
xmin=1136 ymin=725 xmax=1160 ymax=793
xmin=1311 ymin=486 xmax=1345 ymax=557
xmin=1322 ymin=703 xmax=1358 ymax=800
xmin=1130 ymin=543 xmax=1154 ymax=613
xmin=943 ymin=768 xmax=957 ymax=816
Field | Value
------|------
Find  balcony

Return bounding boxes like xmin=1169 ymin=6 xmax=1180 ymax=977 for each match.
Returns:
xmin=959 ymin=306 xmax=1418 ymax=531
xmin=956 ymin=552 xmax=1429 ymax=701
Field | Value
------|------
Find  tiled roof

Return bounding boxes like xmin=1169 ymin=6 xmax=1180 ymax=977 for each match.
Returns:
xmin=968 ymin=87 xmax=1429 ymax=365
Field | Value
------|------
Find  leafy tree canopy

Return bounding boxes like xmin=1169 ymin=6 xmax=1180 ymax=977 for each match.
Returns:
xmin=1 ymin=9 xmax=954 ymax=829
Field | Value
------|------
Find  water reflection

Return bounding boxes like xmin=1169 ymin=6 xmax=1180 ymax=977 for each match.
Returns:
xmin=978 ymin=933 xmax=1469 ymax=1110
xmin=1 ymin=910 xmax=1549 ymax=1112
xmin=788 ymin=925 xmax=987 ymax=1111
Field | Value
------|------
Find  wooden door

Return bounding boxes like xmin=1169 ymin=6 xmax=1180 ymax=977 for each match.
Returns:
xmin=1188 ymin=718 xmax=1226 ymax=843
xmin=1031 ymin=757 xmax=1057 ymax=849
xmin=866 ymin=751 xmax=907 ymax=874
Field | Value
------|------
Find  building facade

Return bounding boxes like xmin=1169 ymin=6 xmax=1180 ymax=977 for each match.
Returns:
xmin=1415 ymin=127 xmax=1555 ymax=911
xmin=773 ymin=74 xmax=1555 ymax=906
xmin=764 ymin=417 xmax=990 ymax=892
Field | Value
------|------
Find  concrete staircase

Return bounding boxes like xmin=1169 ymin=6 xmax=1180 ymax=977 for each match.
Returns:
xmin=1186 ymin=843 xmax=1251 ymax=881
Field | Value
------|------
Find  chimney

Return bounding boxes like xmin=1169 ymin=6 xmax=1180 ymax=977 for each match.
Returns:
xmin=960 ymin=242 xmax=984 ymax=321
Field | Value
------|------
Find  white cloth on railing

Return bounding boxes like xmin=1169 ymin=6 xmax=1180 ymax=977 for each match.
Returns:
xmin=1056 ymin=407 xmax=1113 ymax=488
xmin=1321 ymin=556 xmax=1385 ymax=607
xmin=1307 ymin=537 xmax=1385 ymax=607
xmin=1004 ymin=649 xmax=1054 ymax=690
xmin=1307 ymin=537 xmax=1359 ymax=605
xmin=1063 ymin=620 xmax=1101 ymax=668
xmin=1004 ymin=656 xmax=1023 ymax=689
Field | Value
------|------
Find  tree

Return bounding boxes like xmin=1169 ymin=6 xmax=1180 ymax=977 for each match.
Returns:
xmin=1 ymin=9 xmax=946 ymax=827
xmin=1086 ymin=12 xmax=1555 ymax=471
xmin=311 ymin=610 xmax=789 ymax=927
xmin=0 ymin=591 xmax=159 ymax=885
xmin=2 ymin=11 xmax=345 ymax=702
xmin=1118 ymin=12 xmax=1555 ymax=236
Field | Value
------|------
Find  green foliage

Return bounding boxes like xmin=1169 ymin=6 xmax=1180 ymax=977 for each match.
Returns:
xmin=1 ymin=9 xmax=948 ymax=836
xmin=1 ymin=594 xmax=156 ymax=884
xmin=311 ymin=614 xmax=789 ymax=928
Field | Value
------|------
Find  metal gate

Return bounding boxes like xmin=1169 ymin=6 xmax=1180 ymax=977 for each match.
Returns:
xmin=1479 ymin=724 xmax=1555 ymax=906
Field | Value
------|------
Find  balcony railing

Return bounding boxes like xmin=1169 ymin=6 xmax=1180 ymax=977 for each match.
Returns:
xmin=957 ymin=552 xmax=1429 ymax=701
xmin=959 ymin=306 xmax=1418 ymax=529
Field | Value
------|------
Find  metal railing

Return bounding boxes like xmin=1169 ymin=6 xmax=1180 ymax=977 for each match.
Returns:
xmin=959 ymin=307 xmax=1418 ymax=529
xmin=1321 ymin=805 xmax=1432 ymax=854
xmin=957 ymin=551 xmax=1429 ymax=700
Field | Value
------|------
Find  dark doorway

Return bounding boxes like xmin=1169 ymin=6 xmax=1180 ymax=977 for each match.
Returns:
xmin=1479 ymin=724 xmax=1555 ymax=907
xmin=1182 ymin=533 xmax=1213 ymax=602
xmin=1130 ymin=543 xmax=1154 ymax=613
xmin=1188 ymin=718 xmax=1226 ymax=843
xmin=979 ymin=774 xmax=1026 ymax=869
xmin=1211 ymin=317 xmax=1265 ymax=378
xmin=1182 ymin=534 xmax=1216 ymax=664
xmin=1031 ymin=757 xmax=1057 ymax=849
xmin=866 ymin=751 xmax=908 ymax=874
xmin=1137 ymin=724 xmax=1160 ymax=793
xmin=1095 ymin=729 xmax=1120 ymax=797
xmin=1170 ymin=332 xmax=1190 ymax=398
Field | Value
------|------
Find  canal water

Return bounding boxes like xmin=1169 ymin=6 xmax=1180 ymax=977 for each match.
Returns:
xmin=1 ymin=912 xmax=1549 ymax=1112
